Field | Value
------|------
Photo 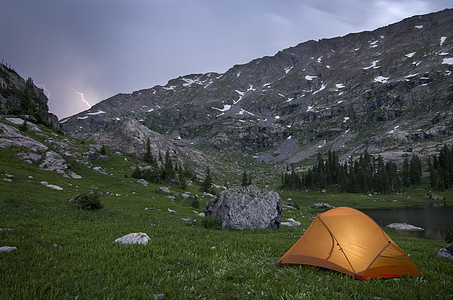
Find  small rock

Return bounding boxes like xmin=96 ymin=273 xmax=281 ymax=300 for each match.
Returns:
xmin=312 ymin=203 xmax=335 ymax=209
xmin=114 ymin=233 xmax=150 ymax=245
xmin=426 ymin=193 xmax=444 ymax=201
xmin=3 ymin=178 xmax=12 ymax=182
xmin=211 ymin=246 xmax=216 ymax=250
xmin=182 ymin=216 xmax=191 ymax=221
xmin=41 ymin=181 xmax=63 ymax=190
xmin=137 ymin=179 xmax=148 ymax=186
xmin=157 ymin=187 xmax=170 ymax=193
xmin=181 ymin=193 xmax=191 ymax=199
xmin=168 ymin=208 xmax=177 ymax=215
xmin=386 ymin=223 xmax=424 ymax=231
xmin=281 ymin=218 xmax=301 ymax=227
xmin=437 ymin=242 xmax=453 ymax=260
xmin=0 ymin=246 xmax=17 ymax=253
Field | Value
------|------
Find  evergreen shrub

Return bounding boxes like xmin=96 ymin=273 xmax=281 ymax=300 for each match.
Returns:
xmin=71 ymin=193 xmax=103 ymax=210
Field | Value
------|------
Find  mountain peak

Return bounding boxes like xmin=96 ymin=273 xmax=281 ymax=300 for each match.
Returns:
xmin=61 ymin=9 xmax=453 ymax=170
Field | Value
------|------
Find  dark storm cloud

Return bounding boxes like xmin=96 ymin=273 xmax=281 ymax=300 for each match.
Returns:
xmin=0 ymin=0 xmax=451 ymax=118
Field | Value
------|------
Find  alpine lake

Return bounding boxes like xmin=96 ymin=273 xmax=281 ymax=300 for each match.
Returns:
xmin=362 ymin=205 xmax=453 ymax=241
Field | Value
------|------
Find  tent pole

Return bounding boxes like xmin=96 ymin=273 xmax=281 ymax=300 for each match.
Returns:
xmin=318 ymin=216 xmax=357 ymax=276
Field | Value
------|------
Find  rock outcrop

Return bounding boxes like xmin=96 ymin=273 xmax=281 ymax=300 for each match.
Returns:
xmin=0 ymin=64 xmax=59 ymax=129
xmin=205 ymin=185 xmax=282 ymax=230
xmin=437 ymin=242 xmax=453 ymax=260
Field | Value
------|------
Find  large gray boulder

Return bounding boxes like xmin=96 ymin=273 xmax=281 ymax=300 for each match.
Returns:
xmin=437 ymin=242 xmax=453 ymax=260
xmin=204 ymin=185 xmax=282 ymax=230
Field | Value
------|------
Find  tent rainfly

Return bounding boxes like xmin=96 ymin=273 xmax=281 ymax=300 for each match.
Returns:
xmin=277 ymin=207 xmax=422 ymax=279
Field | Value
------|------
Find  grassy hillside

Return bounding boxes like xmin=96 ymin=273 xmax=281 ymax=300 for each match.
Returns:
xmin=1 ymin=145 xmax=453 ymax=299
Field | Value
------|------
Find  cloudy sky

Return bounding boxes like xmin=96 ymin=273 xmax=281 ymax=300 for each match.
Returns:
xmin=1 ymin=0 xmax=451 ymax=119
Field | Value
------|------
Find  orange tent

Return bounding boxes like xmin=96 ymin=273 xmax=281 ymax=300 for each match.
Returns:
xmin=277 ymin=207 xmax=422 ymax=279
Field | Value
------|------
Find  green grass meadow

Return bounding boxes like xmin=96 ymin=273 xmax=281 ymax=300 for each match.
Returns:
xmin=1 ymin=147 xmax=453 ymax=299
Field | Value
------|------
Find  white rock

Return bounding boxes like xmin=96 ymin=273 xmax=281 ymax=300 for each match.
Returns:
xmin=386 ymin=223 xmax=424 ymax=231
xmin=281 ymin=218 xmax=301 ymax=227
xmin=137 ymin=179 xmax=148 ymax=186
xmin=168 ymin=208 xmax=177 ymax=214
xmin=40 ymin=181 xmax=63 ymax=190
xmin=158 ymin=187 xmax=170 ymax=193
xmin=0 ymin=246 xmax=17 ymax=253
xmin=114 ymin=233 xmax=150 ymax=245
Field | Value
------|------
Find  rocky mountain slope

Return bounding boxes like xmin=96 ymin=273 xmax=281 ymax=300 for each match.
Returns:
xmin=62 ymin=9 xmax=453 ymax=169
xmin=0 ymin=64 xmax=59 ymax=129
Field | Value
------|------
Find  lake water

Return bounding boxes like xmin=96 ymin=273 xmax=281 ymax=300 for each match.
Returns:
xmin=361 ymin=206 xmax=453 ymax=241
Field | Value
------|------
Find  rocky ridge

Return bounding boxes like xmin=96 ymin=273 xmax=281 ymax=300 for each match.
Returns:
xmin=60 ymin=9 xmax=453 ymax=168
xmin=0 ymin=116 xmax=114 ymax=179
xmin=0 ymin=64 xmax=59 ymax=129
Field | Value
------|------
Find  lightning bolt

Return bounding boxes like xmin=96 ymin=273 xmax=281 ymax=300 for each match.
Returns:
xmin=36 ymin=83 xmax=51 ymax=98
xmin=72 ymin=88 xmax=91 ymax=109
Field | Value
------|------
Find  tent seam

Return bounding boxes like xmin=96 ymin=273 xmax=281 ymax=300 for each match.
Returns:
xmin=318 ymin=215 xmax=357 ymax=276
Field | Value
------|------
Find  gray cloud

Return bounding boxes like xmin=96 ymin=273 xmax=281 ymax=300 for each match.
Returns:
xmin=0 ymin=0 xmax=451 ymax=118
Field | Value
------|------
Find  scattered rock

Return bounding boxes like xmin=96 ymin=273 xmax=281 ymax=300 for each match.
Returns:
xmin=0 ymin=122 xmax=48 ymax=152
xmin=3 ymin=178 xmax=12 ymax=182
xmin=158 ymin=187 xmax=170 ymax=193
xmin=40 ymin=181 xmax=64 ymax=190
xmin=0 ymin=246 xmax=17 ymax=253
xmin=181 ymin=193 xmax=191 ymax=199
xmin=182 ymin=216 xmax=191 ymax=221
xmin=205 ymin=185 xmax=282 ymax=230
xmin=281 ymin=218 xmax=301 ymax=227
xmin=168 ymin=208 xmax=177 ymax=215
xmin=6 ymin=117 xmax=41 ymax=131
xmin=437 ymin=242 xmax=453 ymax=260
xmin=17 ymin=152 xmax=41 ymax=163
xmin=114 ymin=233 xmax=150 ymax=245
xmin=386 ymin=223 xmax=424 ymax=231
xmin=425 ymin=193 xmax=445 ymax=201
xmin=312 ymin=203 xmax=335 ymax=209
xmin=137 ymin=179 xmax=148 ymax=186
xmin=283 ymin=203 xmax=297 ymax=210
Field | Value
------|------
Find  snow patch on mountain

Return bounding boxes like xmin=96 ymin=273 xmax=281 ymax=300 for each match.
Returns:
xmin=363 ymin=60 xmax=380 ymax=70
xmin=374 ymin=76 xmax=390 ymax=83
xmin=442 ymin=58 xmax=453 ymax=65
xmin=87 ymin=110 xmax=106 ymax=116
xmin=284 ymin=66 xmax=293 ymax=74
xmin=212 ymin=104 xmax=232 ymax=112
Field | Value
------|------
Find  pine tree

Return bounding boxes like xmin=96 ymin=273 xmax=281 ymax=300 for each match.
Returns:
xmin=144 ymin=138 xmax=153 ymax=164
xmin=409 ymin=154 xmax=422 ymax=185
xmin=131 ymin=166 xmax=142 ymax=179
xmin=200 ymin=168 xmax=213 ymax=193
xmin=241 ymin=170 xmax=249 ymax=186
xmin=164 ymin=150 xmax=175 ymax=182
xmin=402 ymin=157 xmax=410 ymax=187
